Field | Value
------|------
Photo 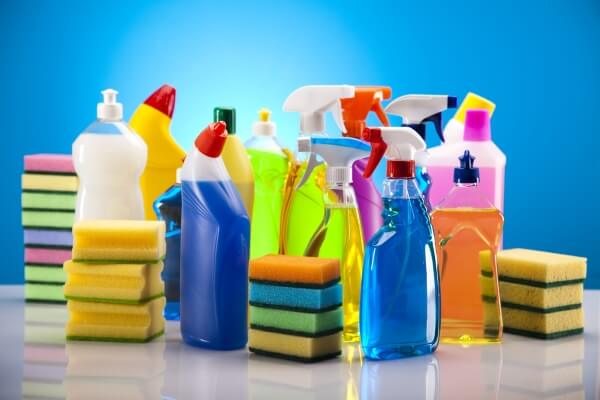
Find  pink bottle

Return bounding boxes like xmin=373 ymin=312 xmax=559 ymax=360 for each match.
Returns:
xmin=427 ymin=110 xmax=505 ymax=212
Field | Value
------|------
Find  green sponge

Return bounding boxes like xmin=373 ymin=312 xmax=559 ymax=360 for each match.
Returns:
xmin=25 ymin=283 xmax=65 ymax=303
xmin=25 ymin=265 xmax=66 ymax=283
xmin=22 ymin=191 xmax=76 ymax=211
xmin=22 ymin=210 xmax=74 ymax=230
xmin=250 ymin=305 xmax=342 ymax=336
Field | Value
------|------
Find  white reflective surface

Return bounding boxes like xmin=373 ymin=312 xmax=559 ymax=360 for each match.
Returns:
xmin=1 ymin=286 xmax=599 ymax=400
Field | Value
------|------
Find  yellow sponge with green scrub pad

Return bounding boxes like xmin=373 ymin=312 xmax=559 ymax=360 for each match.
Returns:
xmin=22 ymin=174 xmax=78 ymax=193
xmin=22 ymin=210 xmax=74 ymax=230
xmin=72 ymin=220 xmax=166 ymax=263
xmin=497 ymin=248 xmax=586 ymax=287
xmin=25 ymin=283 xmax=66 ymax=304
xmin=25 ymin=265 xmax=66 ymax=283
xmin=502 ymin=307 xmax=584 ymax=340
xmin=249 ymin=328 xmax=341 ymax=362
xmin=249 ymin=305 xmax=342 ymax=336
xmin=500 ymin=281 xmax=584 ymax=311
xmin=64 ymin=260 xmax=164 ymax=304
xmin=66 ymin=296 xmax=165 ymax=342
xmin=22 ymin=191 xmax=76 ymax=211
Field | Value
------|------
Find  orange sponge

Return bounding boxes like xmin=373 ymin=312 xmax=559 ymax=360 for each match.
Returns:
xmin=249 ymin=255 xmax=339 ymax=287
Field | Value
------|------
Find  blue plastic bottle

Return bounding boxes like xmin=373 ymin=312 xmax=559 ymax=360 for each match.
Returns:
xmin=180 ymin=121 xmax=250 ymax=350
xmin=360 ymin=126 xmax=440 ymax=360
xmin=153 ymin=170 xmax=182 ymax=321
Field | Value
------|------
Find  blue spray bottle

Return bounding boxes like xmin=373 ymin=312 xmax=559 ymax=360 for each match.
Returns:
xmin=384 ymin=95 xmax=457 ymax=210
xmin=359 ymin=126 xmax=440 ymax=360
xmin=180 ymin=121 xmax=250 ymax=350
xmin=153 ymin=168 xmax=182 ymax=321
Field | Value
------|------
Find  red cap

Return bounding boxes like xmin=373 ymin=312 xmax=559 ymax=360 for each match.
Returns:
xmin=361 ymin=127 xmax=387 ymax=178
xmin=387 ymin=161 xmax=415 ymax=179
xmin=194 ymin=122 xmax=228 ymax=158
xmin=144 ymin=84 xmax=176 ymax=118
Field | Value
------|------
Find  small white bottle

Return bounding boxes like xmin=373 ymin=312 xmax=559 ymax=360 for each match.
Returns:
xmin=73 ymin=89 xmax=147 ymax=221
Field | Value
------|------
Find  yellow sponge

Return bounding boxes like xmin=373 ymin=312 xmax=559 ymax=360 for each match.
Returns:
xmin=64 ymin=261 xmax=164 ymax=304
xmin=503 ymin=307 xmax=583 ymax=339
xmin=249 ymin=328 xmax=341 ymax=362
xmin=22 ymin=174 xmax=78 ymax=192
xmin=72 ymin=220 xmax=166 ymax=263
xmin=66 ymin=297 xmax=165 ymax=342
xmin=500 ymin=281 xmax=583 ymax=311
xmin=497 ymin=248 xmax=586 ymax=286
xmin=250 ymin=255 xmax=340 ymax=287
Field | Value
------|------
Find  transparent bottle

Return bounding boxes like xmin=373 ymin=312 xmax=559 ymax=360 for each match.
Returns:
xmin=431 ymin=150 xmax=504 ymax=344
xmin=153 ymin=169 xmax=182 ymax=321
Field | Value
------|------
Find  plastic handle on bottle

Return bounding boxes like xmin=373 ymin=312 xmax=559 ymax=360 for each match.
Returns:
xmin=371 ymin=101 xmax=390 ymax=127
xmin=361 ymin=128 xmax=387 ymax=178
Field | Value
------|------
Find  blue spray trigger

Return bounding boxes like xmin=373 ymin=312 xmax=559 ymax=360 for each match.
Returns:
xmin=423 ymin=113 xmax=445 ymax=143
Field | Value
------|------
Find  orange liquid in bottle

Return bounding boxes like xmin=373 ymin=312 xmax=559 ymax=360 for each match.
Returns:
xmin=431 ymin=208 xmax=503 ymax=344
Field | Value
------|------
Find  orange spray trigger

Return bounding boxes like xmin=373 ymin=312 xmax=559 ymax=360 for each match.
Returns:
xmin=362 ymin=127 xmax=387 ymax=178
xmin=341 ymin=86 xmax=392 ymax=139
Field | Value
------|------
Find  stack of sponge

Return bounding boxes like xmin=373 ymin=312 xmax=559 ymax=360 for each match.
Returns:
xmin=22 ymin=154 xmax=78 ymax=304
xmin=497 ymin=248 xmax=587 ymax=339
xmin=64 ymin=220 xmax=166 ymax=343
xmin=248 ymin=255 xmax=343 ymax=362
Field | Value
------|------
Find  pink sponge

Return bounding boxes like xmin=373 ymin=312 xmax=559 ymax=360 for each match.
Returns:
xmin=24 ymin=154 xmax=75 ymax=174
xmin=25 ymin=247 xmax=72 ymax=265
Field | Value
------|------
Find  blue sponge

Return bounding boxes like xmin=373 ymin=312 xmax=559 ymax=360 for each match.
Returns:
xmin=250 ymin=282 xmax=342 ymax=312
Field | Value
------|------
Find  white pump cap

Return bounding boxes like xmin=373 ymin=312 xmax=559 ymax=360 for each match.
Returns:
xmin=379 ymin=127 xmax=426 ymax=161
xmin=283 ymin=85 xmax=355 ymax=134
xmin=252 ymin=108 xmax=276 ymax=136
xmin=97 ymin=89 xmax=123 ymax=121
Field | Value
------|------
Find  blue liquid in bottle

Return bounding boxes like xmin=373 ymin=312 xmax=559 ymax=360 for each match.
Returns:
xmin=181 ymin=180 xmax=250 ymax=350
xmin=360 ymin=178 xmax=440 ymax=360
xmin=416 ymin=166 xmax=432 ymax=211
xmin=153 ymin=183 xmax=182 ymax=321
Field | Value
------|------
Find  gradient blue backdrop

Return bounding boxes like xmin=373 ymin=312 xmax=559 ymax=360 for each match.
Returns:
xmin=1 ymin=0 xmax=599 ymax=286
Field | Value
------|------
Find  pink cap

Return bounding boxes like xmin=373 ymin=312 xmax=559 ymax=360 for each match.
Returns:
xmin=464 ymin=109 xmax=491 ymax=142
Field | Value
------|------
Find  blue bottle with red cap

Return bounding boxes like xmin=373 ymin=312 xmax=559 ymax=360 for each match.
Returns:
xmin=180 ymin=121 xmax=250 ymax=350
xmin=360 ymin=126 xmax=440 ymax=360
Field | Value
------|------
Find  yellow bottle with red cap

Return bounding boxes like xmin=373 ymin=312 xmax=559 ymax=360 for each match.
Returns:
xmin=130 ymin=84 xmax=186 ymax=220
xmin=340 ymin=86 xmax=391 ymax=243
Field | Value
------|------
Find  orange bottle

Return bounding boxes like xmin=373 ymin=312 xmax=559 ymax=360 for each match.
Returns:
xmin=431 ymin=150 xmax=504 ymax=344
xmin=340 ymin=86 xmax=391 ymax=243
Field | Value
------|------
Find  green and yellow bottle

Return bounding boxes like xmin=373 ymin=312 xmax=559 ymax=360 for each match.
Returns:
xmin=244 ymin=109 xmax=289 ymax=258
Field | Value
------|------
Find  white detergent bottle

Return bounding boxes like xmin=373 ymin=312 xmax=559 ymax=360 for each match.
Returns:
xmin=73 ymin=89 xmax=147 ymax=221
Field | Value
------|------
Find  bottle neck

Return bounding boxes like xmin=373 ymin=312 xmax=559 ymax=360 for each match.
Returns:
xmin=324 ymin=181 xmax=356 ymax=207
xmin=381 ymin=178 xmax=429 ymax=227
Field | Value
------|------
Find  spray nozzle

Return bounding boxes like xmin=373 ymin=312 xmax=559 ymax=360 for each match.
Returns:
xmin=341 ymin=86 xmax=392 ymax=138
xmin=283 ymin=85 xmax=355 ymax=134
xmin=361 ymin=126 xmax=426 ymax=178
xmin=97 ymin=88 xmax=123 ymax=121
xmin=296 ymin=136 xmax=371 ymax=185
xmin=454 ymin=150 xmax=480 ymax=184
xmin=385 ymin=95 xmax=457 ymax=143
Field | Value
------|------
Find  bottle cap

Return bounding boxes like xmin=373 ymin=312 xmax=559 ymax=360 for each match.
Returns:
xmin=213 ymin=107 xmax=236 ymax=135
xmin=252 ymin=108 xmax=276 ymax=136
xmin=195 ymin=121 xmax=228 ymax=157
xmin=97 ymin=89 xmax=123 ymax=121
xmin=144 ymin=84 xmax=176 ymax=118
xmin=454 ymin=92 xmax=495 ymax=124
xmin=453 ymin=150 xmax=480 ymax=184
xmin=464 ymin=109 xmax=491 ymax=142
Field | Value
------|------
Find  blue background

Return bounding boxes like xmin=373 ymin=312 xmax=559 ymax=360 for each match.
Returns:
xmin=1 ymin=0 xmax=598 ymax=286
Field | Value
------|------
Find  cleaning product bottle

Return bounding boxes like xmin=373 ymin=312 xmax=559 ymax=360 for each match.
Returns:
xmin=130 ymin=84 xmax=186 ymax=220
xmin=281 ymin=85 xmax=355 ymax=256
xmin=73 ymin=89 xmax=147 ymax=221
xmin=153 ymin=168 xmax=182 ymax=321
xmin=359 ymin=126 xmax=440 ymax=360
xmin=245 ymin=109 xmax=289 ymax=258
xmin=428 ymin=108 xmax=505 ymax=212
xmin=340 ymin=86 xmax=392 ymax=243
xmin=430 ymin=150 xmax=504 ymax=344
xmin=214 ymin=107 xmax=254 ymax=218
xmin=180 ymin=121 xmax=250 ymax=350
xmin=298 ymin=136 xmax=370 ymax=342
xmin=384 ymin=95 xmax=457 ymax=211
xmin=442 ymin=92 xmax=496 ymax=145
